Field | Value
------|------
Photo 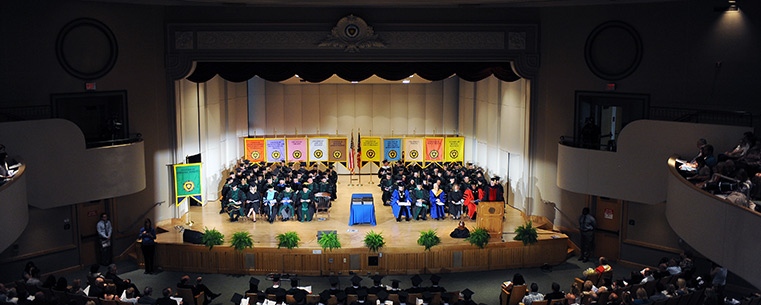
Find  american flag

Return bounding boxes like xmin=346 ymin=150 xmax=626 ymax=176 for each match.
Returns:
xmin=349 ymin=130 xmax=355 ymax=173
xmin=356 ymin=131 xmax=362 ymax=169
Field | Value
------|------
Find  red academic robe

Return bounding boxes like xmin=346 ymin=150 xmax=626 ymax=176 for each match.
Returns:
xmin=463 ymin=188 xmax=483 ymax=219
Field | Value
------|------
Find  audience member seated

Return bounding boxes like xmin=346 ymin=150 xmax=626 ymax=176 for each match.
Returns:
xmin=633 ymin=287 xmax=651 ymax=305
xmin=138 ymin=287 xmax=157 ymax=305
xmin=155 ymin=288 xmax=175 ymax=305
xmin=544 ymin=282 xmax=565 ymax=301
xmin=719 ymin=132 xmax=755 ymax=162
xmin=522 ymin=283 xmax=545 ymax=305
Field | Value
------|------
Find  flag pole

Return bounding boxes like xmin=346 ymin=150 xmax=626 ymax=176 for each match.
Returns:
xmin=357 ymin=128 xmax=362 ymax=186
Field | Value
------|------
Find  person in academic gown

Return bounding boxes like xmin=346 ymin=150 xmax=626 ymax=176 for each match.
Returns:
xmin=426 ymin=275 xmax=447 ymax=293
xmin=412 ymin=183 xmax=430 ymax=220
xmin=406 ymin=275 xmax=425 ymax=294
xmin=455 ymin=288 xmax=477 ymax=305
xmin=264 ymin=276 xmax=287 ymax=297
xmin=450 ymin=221 xmax=471 ymax=239
xmin=245 ymin=185 xmax=262 ymax=222
xmin=447 ymin=183 xmax=464 ymax=220
xmin=277 ymin=184 xmax=295 ymax=221
xmin=226 ymin=184 xmax=245 ymax=221
xmin=344 ymin=275 xmax=366 ymax=295
xmin=486 ymin=176 xmax=505 ymax=202
xmin=463 ymin=183 xmax=481 ymax=220
xmin=263 ymin=185 xmax=279 ymax=223
xmin=296 ymin=184 xmax=316 ymax=222
xmin=367 ymin=275 xmax=385 ymax=295
xmin=391 ymin=184 xmax=412 ymax=222
xmin=380 ymin=173 xmax=395 ymax=205
xmin=429 ymin=183 xmax=447 ymax=220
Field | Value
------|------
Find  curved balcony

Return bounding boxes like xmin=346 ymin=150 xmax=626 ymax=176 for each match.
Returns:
xmin=557 ymin=120 xmax=750 ymax=204
xmin=665 ymin=156 xmax=761 ymax=289
xmin=0 ymin=119 xmax=145 ymax=209
xmin=0 ymin=159 xmax=28 ymax=252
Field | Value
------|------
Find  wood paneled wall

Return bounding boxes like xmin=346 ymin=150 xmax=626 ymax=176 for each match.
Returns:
xmin=139 ymin=237 xmax=567 ymax=276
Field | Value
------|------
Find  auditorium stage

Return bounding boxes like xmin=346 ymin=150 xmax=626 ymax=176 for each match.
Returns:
xmin=147 ymin=175 xmax=569 ymax=276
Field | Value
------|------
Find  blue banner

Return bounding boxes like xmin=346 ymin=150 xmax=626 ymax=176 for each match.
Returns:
xmin=266 ymin=138 xmax=286 ymax=163
xmin=383 ymin=138 xmax=403 ymax=162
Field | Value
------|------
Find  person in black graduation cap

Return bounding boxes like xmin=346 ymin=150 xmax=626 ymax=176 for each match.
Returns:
xmin=350 ymin=288 xmax=368 ymax=305
xmin=345 ymin=275 xmax=366 ymax=295
xmin=421 ymin=291 xmax=433 ymax=305
xmin=406 ymin=275 xmax=424 ymax=293
xmin=286 ymin=277 xmax=308 ymax=297
xmin=455 ymin=288 xmax=476 ymax=305
xmin=264 ymin=275 xmax=286 ymax=297
xmin=274 ymin=290 xmax=287 ymax=304
xmin=388 ymin=279 xmax=402 ymax=295
xmin=320 ymin=276 xmax=340 ymax=296
xmin=398 ymin=291 xmax=409 ymax=305
xmin=376 ymin=290 xmax=390 ymax=304
xmin=317 ymin=290 xmax=332 ymax=305
xmin=245 ymin=277 xmax=262 ymax=298
xmin=292 ymin=290 xmax=306 ymax=305
xmin=335 ymin=291 xmax=347 ymax=304
xmin=426 ymin=274 xmax=446 ymax=293
xmin=367 ymin=275 xmax=385 ymax=295
xmin=441 ymin=292 xmax=455 ymax=305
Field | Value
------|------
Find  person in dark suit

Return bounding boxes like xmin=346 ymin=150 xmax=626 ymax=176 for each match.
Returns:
xmin=155 ymin=288 xmax=175 ymax=305
xmin=138 ymin=287 xmax=157 ymax=305
xmin=544 ymin=282 xmax=565 ymax=301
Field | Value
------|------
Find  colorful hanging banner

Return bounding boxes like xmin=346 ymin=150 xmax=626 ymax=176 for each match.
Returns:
xmin=286 ymin=138 xmax=308 ymax=163
xmin=444 ymin=137 xmax=465 ymax=163
xmin=328 ymin=137 xmax=347 ymax=166
xmin=244 ymin=138 xmax=266 ymax=163
xmin=265 ymin=138 xmax=286 ymax=163
xmin=308 ymin=138 xmax=328 ymax=165
xmin=360 ymin=136 xmax=382 ymax=166
xmin=404 ymin=137 xmax=424 ymax=164
xmin=174 ymin=163 xmax=203 ymax=207
xmin=383 ymin=138 xmax=403 ymax=162
xmin=424 ymin=137 xmax=445 ymax=164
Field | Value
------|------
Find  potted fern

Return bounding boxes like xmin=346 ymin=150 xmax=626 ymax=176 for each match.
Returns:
xmin=417 ymin=229 xmax=441 ymax=251
xmin=363 ymin=230 xmax=385 ymax=252
xmin=466 ymin=227 xmax=490 ymax=249
xmin=514 ymin=221 xmax=538 ymax=245
xmin=317 ymin=231 xmax=342 ymax=251
xmin=276 ymin=231 xmax=300 ymax=249
xmin=201 ymin=227 xmax=224 ymax=250
xmin=230 ymin=231 xmax=254 ymax=252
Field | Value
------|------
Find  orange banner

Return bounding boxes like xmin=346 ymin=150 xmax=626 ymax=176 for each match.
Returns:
xmin=244 ymin=138 xmax=266 ymax=163
xmin=424 ymin=137 xmax=444 ymax=163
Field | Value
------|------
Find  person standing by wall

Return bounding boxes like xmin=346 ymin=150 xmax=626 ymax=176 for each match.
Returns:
xmin=139 ymin=218 xmax=157 ymax=274
xmin=97 ymin=213 xmax=113 ymax=265
xmin=578 ymin=207 xmax=597 ymax=262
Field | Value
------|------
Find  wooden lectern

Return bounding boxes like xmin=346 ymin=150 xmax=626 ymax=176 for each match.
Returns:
xmin=476 ymin=201 xmax=505 ymax=238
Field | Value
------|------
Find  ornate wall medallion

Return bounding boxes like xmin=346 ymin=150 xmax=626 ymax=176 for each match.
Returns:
xmin=318 ymin=15 xmax=386 ymax=52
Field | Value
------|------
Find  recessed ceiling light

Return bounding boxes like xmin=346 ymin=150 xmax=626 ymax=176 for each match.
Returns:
xmin=402 ymin=79 xmax=410 ymax=84
xmin=351 ymin=81 xmax=358 ymax=84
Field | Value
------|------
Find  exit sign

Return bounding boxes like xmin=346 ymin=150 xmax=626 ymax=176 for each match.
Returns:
xmin=85 ymin=82 xmax=96 ymax=91
xmin=605 ymin=83 xmax=616 ymax=91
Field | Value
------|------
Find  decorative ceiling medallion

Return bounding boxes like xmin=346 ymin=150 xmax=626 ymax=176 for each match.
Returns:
xmin=318 ymin=15 xmax=386 ymax=53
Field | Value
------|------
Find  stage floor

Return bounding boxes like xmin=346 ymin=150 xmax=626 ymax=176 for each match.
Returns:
xmin=156 ymin=175 xmax=565 ymax=249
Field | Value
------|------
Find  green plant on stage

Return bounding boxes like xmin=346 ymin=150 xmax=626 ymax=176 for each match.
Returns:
xmin=514 ymin=221 xmax=538 ymax=246
xmin=417 ymin=229 xmax=441 ymax=251
xmin=230 ymin=231 xmax=254 ymax=252
xmin=466 ymin=227 xmax=490 ymax=249
xmin=318 ymin=231 xmax=342 ymax=251
xmin=363 ymin=230 xmax=385 ymax=252
xmin=201 ymin=227 xmax=224 ymax=250
xmin=276 ymin=231 xmax=300 ymax=249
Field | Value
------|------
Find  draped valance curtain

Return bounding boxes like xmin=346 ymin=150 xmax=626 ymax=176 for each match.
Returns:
xmin=186 ymin=62 xmax=521 ymax=83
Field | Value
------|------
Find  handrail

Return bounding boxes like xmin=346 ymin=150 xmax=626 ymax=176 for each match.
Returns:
xmin=0 ymin=157 xmax=25 ymax=193
xmin=667 ymin=155 xmax=761 ymax=219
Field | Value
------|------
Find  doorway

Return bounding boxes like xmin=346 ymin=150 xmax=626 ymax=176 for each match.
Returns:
xmin=77 ymin=199 xmax=111 ymax=266
xmin=574 ymin=91 xmax=650 ymax=151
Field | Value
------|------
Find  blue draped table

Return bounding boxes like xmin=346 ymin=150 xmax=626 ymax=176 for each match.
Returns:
xmin=349 ymin=193 xmax=376 ymax=226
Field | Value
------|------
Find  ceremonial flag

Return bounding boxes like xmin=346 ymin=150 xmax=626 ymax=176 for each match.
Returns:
xmin=244 ymin=138 xmax=266 ymax=164
xmin=265 ymin=138 xmax=286 ymax=163
xmin=349 ymin=131 xmax=355 ymax=173
xmin=361 ymin=136 xmax=381 ymax=166
xmin=356 ymin=131 xmax=362 ymax=171
xmin=424 ymin=137 xmax=444 ymax=167
xmin=174 ymin=163 xmax=203 ymax=207
xmin=444 ymin=137 xmax=465 ymax=163
xmin=308 ymin=138 xmax=328 ymax=165
xmin=286 ymin=138 xmax=308 ymax=163
xmin=383 ymin=138 xmax=403 ymax=162
xmin=328 ymin=137 xmax=348 ymax=167
xmin=404 ymin=137 xmax=424 ymax=164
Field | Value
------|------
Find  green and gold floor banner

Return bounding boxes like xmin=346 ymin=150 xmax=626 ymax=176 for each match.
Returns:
xmin=174 ymin=163 xmax=203 ymax=207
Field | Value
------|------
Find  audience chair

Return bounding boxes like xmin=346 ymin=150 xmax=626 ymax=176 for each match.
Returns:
xmin=508 ymin=284 xmax=527 ymax=305
xmin=266 ymin=294 xmax=277 ymax=301
xmin=245 ymin=293 xmax=258 ymax=303
xmin=86 ymin=296 xmax=103 ymax=305
xmin=285 ymin=294 xmax=296 ymax=304
xmin=327 ymin=295 xmax=338 ymax=305
xmin=685 ymin=288 xmax=705 ymax=305
xmin=644 ymin=281 xmax=657 ymax=296
xmin=677 ymin=293 xmax=692 ymax=305
xmin=408 ymin=293 xmax=422 ymax=304
xmin=99 ymin=299 xmax=117 ymax=305
xmin=52 ymin=289 xmax=69 ymax=304
xmin=387 ymin=293 xmax=400 ymax=305
xmin=305 ymin=294 xmax=320 ymax=304
xmin=597 ymin=291 xmax=611 ymax=304
xmin=430 ymin=292 xmax=441 ymax=305
xmin=665 ymin=296 xmax=681 ymax=305
xmin=346 ymin=294 xmax=358 ymax=304
xmin=196 ymin=291 xmax=206 ymax=305
xmin=599 ymin=270 xmax=614 ymax=286
xmin=549 ymin=299 xmax=565 ymax=305
xmin=315 ymin=196 xmax=331 ymax=220
xmin=533 ymin=300 xmax=549 ymax=305
xmin=367 ymin=294 xmax=378 ymax=304
xmin=447 ymin=290 xmax=460 ymax=305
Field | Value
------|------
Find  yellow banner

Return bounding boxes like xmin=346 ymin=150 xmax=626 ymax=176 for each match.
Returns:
xmin=444 ymin=137 xmax=465 ymax=163
xmin=360 ymin=136 xmax=382 ymax=165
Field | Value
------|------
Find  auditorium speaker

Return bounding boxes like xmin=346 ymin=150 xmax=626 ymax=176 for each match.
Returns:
xmin=183 ymin=229 xmax=204 ymax=244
